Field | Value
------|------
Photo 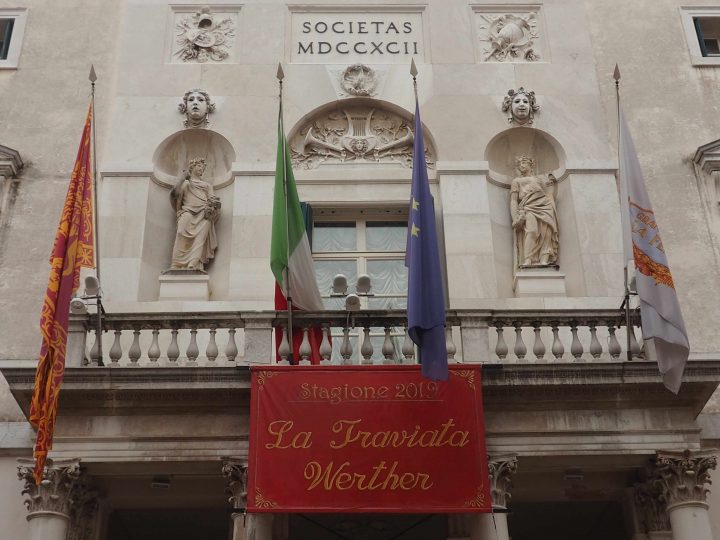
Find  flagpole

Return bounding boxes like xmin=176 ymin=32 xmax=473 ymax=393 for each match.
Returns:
xmin=409 ymin=58 xmax=420 ymax=367
xmin=277 ymin=63 xmax=294 ymax=364
xmin=614 ymin=64 xmax=632 ymax=362
xmin=89 ymin=65 xmax=103 ymax=366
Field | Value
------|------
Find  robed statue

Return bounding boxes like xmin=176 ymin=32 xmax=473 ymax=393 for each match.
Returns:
xmin=169 ymin=157 xmax=221 ymax=271
xmin=510 ymin=155 xmax=559 ymax=267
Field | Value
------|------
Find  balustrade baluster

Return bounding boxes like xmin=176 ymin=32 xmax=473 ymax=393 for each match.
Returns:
xmin=186 ymin=328 xmax=199 ymax=364
xmin=225 ymin=328 xmax=238 ymax=362
xmin=402 ymin=326 xmax=414 ymax=364
xmin=570 ymin=322 xmax=583 ymax=361
xmin=532 ymin=322 xmax=545 ymax=361
xmin=128 ymin=328 xmax=141 ymax=365
xmin=446 ymin=327 xmax=457 ymax=363
xmin=340 ymin=327 xmax=353 ymax=365
xmin=608 ymin=324 xmax=622 ymax=359
xmin=495 ymin=323 xmax=508 ymax=361
xmin=206 ymin=328 xmax=218 ymax=362
xmin=89 ymin=330 xmax=99 ymax=365
xmin=551 ymin=324 xmax=564 ymax=360
xmin=382 ymin=327 xmax=395 ymax=365
xmin=299 ymin=328 xmax=311 ymax=365
xmin=167 ymin=329 xmax=180 ymax=363
xmin=277 ymin=326 xmax=290 ymax=365
xmin=109 ymin=329 xmax=122 ymax=365
xmin=513 ymin=322 xmax=527 ymax=362
xmin=360 ymin=327 xmax=373 ymax=364
xmin=588 ymin=322 xmax=602 ymax=360
xmin=319 ymin=326 xmax=332 ymax=365
xmin=148 ymin=328 xmax=160 ymax=363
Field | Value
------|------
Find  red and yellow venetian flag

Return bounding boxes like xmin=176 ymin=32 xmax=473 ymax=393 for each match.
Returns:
xmin=30 ymin=103 xmax=95 ymax=483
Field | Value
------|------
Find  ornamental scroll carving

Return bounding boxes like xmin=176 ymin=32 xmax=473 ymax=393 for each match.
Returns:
xmin=290 ymin=106 xmax=435 ymax=170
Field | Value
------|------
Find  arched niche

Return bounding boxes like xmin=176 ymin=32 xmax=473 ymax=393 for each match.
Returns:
xmin=485 ymin=127 xmax=566 ymax=187
xmin=152 ymin=129 xmax=236 ymax=189
xmin=287 ymin=98 xmax=437 ymax=170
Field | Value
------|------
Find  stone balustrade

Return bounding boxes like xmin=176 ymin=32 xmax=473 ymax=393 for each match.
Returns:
xmin=67 ymin=309 xmax=642 ymax=367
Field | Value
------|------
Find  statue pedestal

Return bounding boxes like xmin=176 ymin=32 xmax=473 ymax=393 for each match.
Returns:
xmin=159 ymin=270 xmax=210 ymax=301
xmin=513 ymin=267 xmax=566 ymax=297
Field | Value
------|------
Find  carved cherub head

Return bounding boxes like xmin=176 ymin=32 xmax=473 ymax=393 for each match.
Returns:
xmin=179 ymin=89 xmax=216 ymax=128
xmin=502 ymin=87 xmax=540 ymax=125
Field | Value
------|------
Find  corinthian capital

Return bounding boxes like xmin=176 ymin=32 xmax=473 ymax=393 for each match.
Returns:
xmin=222 ymin=459 xmax=248 ymax=510
xmin=653 ymin=450 xmax=718 ymax=508
xmin=17 ymin=458 xmax=82 ymax=517
xmin=488 ymin=454 xmax=518 ymax=509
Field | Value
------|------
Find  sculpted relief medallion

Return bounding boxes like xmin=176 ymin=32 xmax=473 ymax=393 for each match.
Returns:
xmin=175 ymin=7 xmax=235 ymax=63
xmin=289 ymin=106 xmax=435 ymax=170
xmin=341 ymin=64 xmax=378 ymax=97
xmin=478 ymin=12 xmax=540 ymax=62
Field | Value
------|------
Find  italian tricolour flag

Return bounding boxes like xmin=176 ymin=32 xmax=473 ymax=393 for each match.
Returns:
xmin=270 ymin=107 xmax=324 ymax=312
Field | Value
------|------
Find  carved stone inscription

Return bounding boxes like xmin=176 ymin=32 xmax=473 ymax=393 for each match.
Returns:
xmin=290 ymin=10 xmax=424 ymax=63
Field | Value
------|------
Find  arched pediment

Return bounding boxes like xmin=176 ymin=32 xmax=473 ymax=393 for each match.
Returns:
xmin=289 ymin=99 xmax=436 ymax=170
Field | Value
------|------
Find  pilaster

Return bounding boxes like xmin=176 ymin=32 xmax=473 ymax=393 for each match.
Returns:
xmin=471 ymin=454 xmax=518 ymax=540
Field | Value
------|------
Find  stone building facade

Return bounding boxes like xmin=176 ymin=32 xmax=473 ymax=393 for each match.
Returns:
xmin=1 ymin=1 xmax=720 ymax=539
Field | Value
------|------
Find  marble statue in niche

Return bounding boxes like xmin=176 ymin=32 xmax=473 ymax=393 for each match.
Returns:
xmin=502 ymin=87 xmax=540 ymax=125
xmin=175 ymin=7 xmax=235 ymax=63
xmin=178 ymin=89 xmax=215 ymax=128
xmin=169 ymin=157 xmax=221 ymax=271
xmin=510 ymin=155 xmax=559 ymax=267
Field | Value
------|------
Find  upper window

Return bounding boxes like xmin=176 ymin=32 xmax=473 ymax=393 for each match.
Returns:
xmin=681 ymin=8 xmax=720 ymax=66
xmin=311 ymin=209 xmax=408 ymax=363
xmin=0 ymin=9 xmax=27 ymax=69
xmin=0 ymin=18 xmax=14 ymax=60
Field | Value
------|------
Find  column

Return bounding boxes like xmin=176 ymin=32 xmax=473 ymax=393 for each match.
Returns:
xmin=653 ymin=450 xmax=718 ymax=540
xmin=17 ymin=458 xmax=81 ymax=540
xmin=633 ymin=476 xmax=672 ymax=540
xmin=471 ymin=454 xmax=518 ymax=540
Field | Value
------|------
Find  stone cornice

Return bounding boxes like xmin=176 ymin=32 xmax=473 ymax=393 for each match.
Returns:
xmin=2 ymin=362 xmax=719 ymax=418
xmin=694 ymin=139 xmax=720 ymax=174
xmin=0 ymin=144 xmax=23 ymax=178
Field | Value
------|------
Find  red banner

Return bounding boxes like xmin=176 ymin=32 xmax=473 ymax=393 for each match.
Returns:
xmin=31 ymin=103 xmax=95 ymax=484
xmin=248 ymin=365 xmax=491 ymax=513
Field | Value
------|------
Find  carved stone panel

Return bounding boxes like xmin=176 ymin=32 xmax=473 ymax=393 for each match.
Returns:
xmin=473 ymin=6 xmax=544 ymax=62
xmin=289 ymin=105 xmax=435 ymax=170
xmin=289 ymin=6 xmax=426 ymax=64
xmin=169 ymin=6 xmax=239 ymax=64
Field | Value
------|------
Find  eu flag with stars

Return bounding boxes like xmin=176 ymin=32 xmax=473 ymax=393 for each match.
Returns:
xmin=405 ymin=101 xmax=448 ymax=381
